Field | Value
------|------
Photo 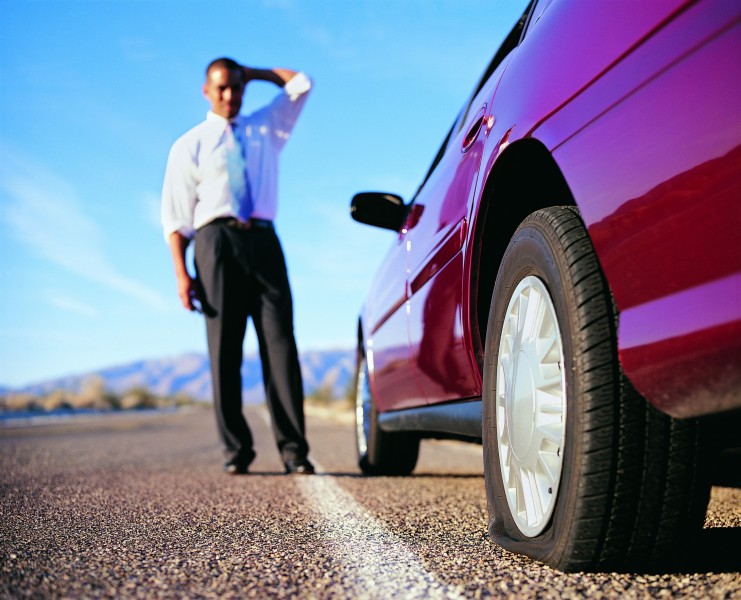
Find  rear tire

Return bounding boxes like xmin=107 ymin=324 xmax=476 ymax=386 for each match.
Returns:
xmin=355 ymin=347 xmax=419 ymax=476
xmin=483 ymin=207 xmax=710 ymax=572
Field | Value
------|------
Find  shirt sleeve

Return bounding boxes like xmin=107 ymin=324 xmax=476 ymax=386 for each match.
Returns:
xmin=161 ymin=138 xmax=197 ymax=241
xmin=284 ymin=72 xmax=312 ymax=101
xmin=261 ymin=72 xmax=313 ymax=152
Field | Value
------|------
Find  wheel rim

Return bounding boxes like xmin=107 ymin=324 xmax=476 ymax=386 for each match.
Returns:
xmin=496 ymin=275 xmax=566 ymax=537
xmin=355 ymin=357 xmax=370 ymax=455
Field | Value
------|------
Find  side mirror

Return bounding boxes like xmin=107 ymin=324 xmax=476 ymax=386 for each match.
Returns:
xmin=350 ymin=192 xmax=407 ymax=232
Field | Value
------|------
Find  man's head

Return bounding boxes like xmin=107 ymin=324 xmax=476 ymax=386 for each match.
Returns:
xmin=203 ymin=57 xmax=245 ymax=120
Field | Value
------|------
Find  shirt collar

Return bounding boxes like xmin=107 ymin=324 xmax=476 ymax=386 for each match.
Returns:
xmin=207 ymin=111 xmax=241 ymax=128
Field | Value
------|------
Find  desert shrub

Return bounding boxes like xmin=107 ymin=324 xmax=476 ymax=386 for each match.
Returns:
xmin=41 ymin=390 xmax=73 ymax=411
xmin=1 ymin=381 xmax=201 ymax=414
xmin=172 ymin=392 xmax=199 ymax=407
xmin=120 ymin=387 xmax=157 ymax=410
xmin=307 ymin=384 xmax=335 ymax=406
xmin=2 ymin=393 xmax=40 ymax=412
xmin=70 ymin=376 xmax=118 ymax=410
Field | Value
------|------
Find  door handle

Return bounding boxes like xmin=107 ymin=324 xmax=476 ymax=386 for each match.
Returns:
xmin=462 ymin=105 xmax=487 ymax=152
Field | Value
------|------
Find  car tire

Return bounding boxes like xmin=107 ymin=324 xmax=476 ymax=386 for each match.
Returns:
xmin=355 ymin=348 xmax=419 ymax=476
xmin=482 ymin=206 xmax=711 ymax=572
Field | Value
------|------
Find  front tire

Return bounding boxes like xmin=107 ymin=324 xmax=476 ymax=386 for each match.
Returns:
xmin=355 ymin=348 xmax=419 ymax=476
xmin=483 ymin=207 xmax=710 ymax=572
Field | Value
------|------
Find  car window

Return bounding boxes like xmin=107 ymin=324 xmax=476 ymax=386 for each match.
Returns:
xmin=411 ymin=121 xmax=456 ymax=201
xmin=407 ymin=3 xmax=536 ymax=204
xmin=522 ymin=0 xmax=556 ymax=39
xmin=467 ymin=0 xmax=535 ymax=113
xmin=412 ymin=1 xmax=535 ymax=201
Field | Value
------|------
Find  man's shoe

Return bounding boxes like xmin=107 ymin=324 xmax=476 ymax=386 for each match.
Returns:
xmin=284 ymin=458 xmax=315 ymax=475
xmin=223 ymin=459 xmax=250 ymax=475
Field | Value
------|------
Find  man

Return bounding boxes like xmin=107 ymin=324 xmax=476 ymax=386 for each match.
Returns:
xmin=161 ymin=57 xmax=314 ymax=475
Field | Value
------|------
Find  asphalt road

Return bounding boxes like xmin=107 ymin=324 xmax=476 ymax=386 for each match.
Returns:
xmin=2 ymin=406 xmax=740 ymax=599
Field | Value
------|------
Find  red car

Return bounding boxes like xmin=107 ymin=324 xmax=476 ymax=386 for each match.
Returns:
xmin=350 ymin=0 xmax=741 ymax=572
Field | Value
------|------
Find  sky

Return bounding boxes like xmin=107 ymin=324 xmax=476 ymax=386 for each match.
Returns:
xmin=0 ymin=0 xmax=530 ymax=388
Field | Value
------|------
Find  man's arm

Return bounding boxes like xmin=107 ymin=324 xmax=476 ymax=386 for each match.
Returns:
xmin=168 ymin=232 xmax=197 ymax=311
xmin=242 ymin=66 xmax=298 ymax=88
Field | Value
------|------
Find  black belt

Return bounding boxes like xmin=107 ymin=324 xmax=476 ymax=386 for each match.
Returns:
xmin=207 ymin=217 xmax=273 ymax=231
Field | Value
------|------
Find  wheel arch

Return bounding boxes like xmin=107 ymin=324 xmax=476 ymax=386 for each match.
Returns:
xmin=469 ymin=138 xmax=576 ymax=371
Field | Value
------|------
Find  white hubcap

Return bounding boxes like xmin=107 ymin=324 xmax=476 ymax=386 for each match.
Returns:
xmin=496 ymin=276 xmax=566 ymax=537
xmin=356 ymin=359 xmax=369 ymax=455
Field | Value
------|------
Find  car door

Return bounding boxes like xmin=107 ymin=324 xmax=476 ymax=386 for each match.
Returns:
xmin=364 ymin=2 xmax=532 ymax=410
xmin=405 ymin=85 xmax=500 ymax=404
xmin=363 ymin=225 xmax=426 ymax=413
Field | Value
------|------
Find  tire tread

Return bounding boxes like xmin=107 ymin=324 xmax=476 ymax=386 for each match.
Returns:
xmin=483 ymin=206 xmax=710 ymax=573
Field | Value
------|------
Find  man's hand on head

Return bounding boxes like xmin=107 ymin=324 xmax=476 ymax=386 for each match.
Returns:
xmin=241 ymin=65 xmax=297 ymax=88
xmin=241 ymin=65 xmax=254 ymax=85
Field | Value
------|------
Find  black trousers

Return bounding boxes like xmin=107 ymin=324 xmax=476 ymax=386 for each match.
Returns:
xmin=194 ymin=220 xmax=308 ymax=464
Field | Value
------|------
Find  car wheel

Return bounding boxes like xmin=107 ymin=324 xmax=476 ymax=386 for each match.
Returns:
xmin=482 ymin=206 xmax=711 ymax=572
xmin=355 ymin=348 xmax=419 ymax=476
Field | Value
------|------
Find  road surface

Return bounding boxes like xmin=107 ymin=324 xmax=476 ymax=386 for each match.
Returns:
xmin=2 ymin=406 xmax=739 ymax=598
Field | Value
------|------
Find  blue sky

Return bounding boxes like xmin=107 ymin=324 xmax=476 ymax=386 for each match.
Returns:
xmin=0 ymin=0 xmax=529 ymax=388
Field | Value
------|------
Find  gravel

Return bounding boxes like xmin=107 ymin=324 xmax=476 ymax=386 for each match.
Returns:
xmin=2 ymin=406 xmax=739 ymax=599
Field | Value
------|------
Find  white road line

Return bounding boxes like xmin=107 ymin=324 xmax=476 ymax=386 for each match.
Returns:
xmin=258 ymin=408 xmax=465 ymax=598
xmin=297 ymin=463 xmax=466 ymax=599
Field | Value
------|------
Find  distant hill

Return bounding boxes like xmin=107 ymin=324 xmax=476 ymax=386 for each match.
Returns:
xmin=3 ymin=349 xmax=356 ymax=404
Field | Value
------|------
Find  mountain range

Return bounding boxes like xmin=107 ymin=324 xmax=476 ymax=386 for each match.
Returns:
xmin=1 ymin=349 xmax=356 ymax=404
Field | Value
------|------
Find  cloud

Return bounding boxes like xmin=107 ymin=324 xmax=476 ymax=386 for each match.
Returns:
xmin=0 ymin=141 xmax=168 ymax=311
xmin=142 ymin=190 xmax=162 ymax=231
xmin=48 ymin=294 xmax=100 ymax=318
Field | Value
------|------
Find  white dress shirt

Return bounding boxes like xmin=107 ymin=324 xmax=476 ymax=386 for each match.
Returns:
xmin=161 ymin=72 xmax=312 ymax=240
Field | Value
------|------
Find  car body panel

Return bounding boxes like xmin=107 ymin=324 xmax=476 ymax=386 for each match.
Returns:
xmin=359 ymin=0 xmax=741 ymax=419
xmin=362 ymin=231 xmax=423 ymax=413
xmin=518 ymin=0 xmax=741 ymax=416
xmin=405 ymin=112 xmax=488 ymax=404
